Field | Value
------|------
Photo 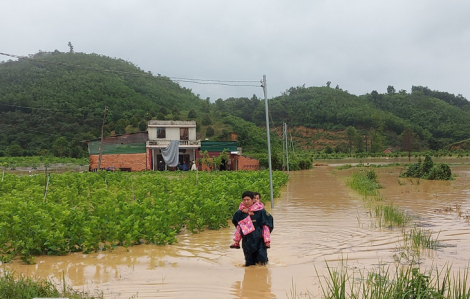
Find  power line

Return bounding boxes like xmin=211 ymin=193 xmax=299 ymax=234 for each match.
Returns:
xmin=0 ymin=123 xmax=63 ymax=137
xmin=0 ymin=51 xmax=261 ymax=87
xmin=166 ymin=76 xmax=259 ymax=83
xmin=0 ymin=102 xmax=81 ymax=113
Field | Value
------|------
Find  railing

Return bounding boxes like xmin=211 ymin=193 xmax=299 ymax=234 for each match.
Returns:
xmin=147 ymin=140 xmax=201 ymax=147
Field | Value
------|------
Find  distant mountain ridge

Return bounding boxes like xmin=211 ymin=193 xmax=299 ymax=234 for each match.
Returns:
xmin=1 ymin=51 xmax=469 ymax=157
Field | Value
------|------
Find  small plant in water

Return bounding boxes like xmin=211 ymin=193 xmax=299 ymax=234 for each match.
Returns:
xmin=375 ymin=204 xmax=410 ymax=228
xmin=404 ymin=227 xmax=440 ymax=250
xmin=316 ymin=260 xmax=470 ymax=299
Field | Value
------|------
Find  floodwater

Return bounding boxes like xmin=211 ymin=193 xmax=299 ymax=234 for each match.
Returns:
xmin=2 ymin=159 xmax=470 ymax=298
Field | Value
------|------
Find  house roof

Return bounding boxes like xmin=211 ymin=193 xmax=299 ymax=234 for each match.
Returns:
xmin=147 ymin=120 xmax=196 ymax=128
xmin=200 ymin=141 xmax=238 ymax=152
xmin=82 ymin=132 xmax=148 ymax=143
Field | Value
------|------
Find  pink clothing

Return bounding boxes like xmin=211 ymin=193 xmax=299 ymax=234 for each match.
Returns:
xmin=238 ymin=201 xmax=264 ymax=212
xmin=232 ymin=201 xmax=271 ymax=246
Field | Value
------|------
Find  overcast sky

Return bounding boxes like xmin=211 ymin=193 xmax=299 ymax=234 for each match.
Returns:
xmin=1 ymin=1 xmax=470 ymax=101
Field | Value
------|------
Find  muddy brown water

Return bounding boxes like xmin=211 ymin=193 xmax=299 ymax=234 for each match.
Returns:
xmin=2 ymin=159 xmax=470 ymax=298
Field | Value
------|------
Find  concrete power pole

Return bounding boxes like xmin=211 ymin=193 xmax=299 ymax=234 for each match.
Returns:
xmin=285 ymin=123 xmax=289 ymax=174
xmin=261 ymin=75 xmax=274 ymax=209
xmin=97 ymin=106 xmax=108 ymax=170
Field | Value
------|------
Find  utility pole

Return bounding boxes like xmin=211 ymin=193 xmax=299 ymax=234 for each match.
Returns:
xmin=97 ymin=106 xmax=108 ymax=170
xmin=261 ymin=75 xmax=274 ymax=209
xmin=285 ymin=123 xmax=289 ymax=174
xmin=282 ymin=123 xmax=286 ymax=171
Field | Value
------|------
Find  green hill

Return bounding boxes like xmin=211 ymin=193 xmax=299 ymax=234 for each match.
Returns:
xmin=0 ymin=51 xmax=205 ymax=156
xmin=213 ymin=85 xmax=470 ymax=152
xmin=1 ymin=51 xmax=470 ymax=158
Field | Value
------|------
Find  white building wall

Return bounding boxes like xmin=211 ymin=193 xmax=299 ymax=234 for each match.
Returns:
xmin=166 ymin=127 xmax=180 ymax=140
xmin=148 ymin=127 xmax=157 ymax=140
xmin=147 ymin=120 xmax=197 ymax=141
xmin=189 ymin=128 xmax=196 ymax=140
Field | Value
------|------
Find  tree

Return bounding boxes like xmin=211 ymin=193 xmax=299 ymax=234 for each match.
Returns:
xmin=52 ymin=137 xmax=69 ymax=157
xmin=324 ymin=145 xmax=333 ymax=154
xmin=172 ymin=106 xmax=180 ymax=120
xmin=67 ymin=42 xmax=74 ymax=53
xmin=157 ymin=112 xmax=165 ymax=120
xmin=371 ymin=90 xmax=379 ymax=100
xmin=187 ymin=109 xmax=197 ymax=119
xmin=402 ymin=128 xmax=413 ymax=161
xmin=370 ymin=113 xmax=386 ymax=153
xmin=215 ymin=98 xmax=225 ymax=112
xmin=202 ymin=114 xmax=212 ymax=125
xmin=6 ymin=144 xmax=24 ymax=157
xmin=129 ymin=116 xmax=139 ymax=127
xmin=206 ymin=126 xmax=214 ymax=137
xmin=115 ymin=119 xmax=127 ymax=134
xmin=202 ymin=98 xmax=211 ymax=113
xmin=387 ymin=85 xmax=396 ymax=95
xmin=138 ymin=120 xmax=147 ymax=132
xmin=159 ymin=107 xmax=168 ymax=116
xmin=200 ymin=150 xmax=213 ymax=171
xmin=345 ymin=126 xmax=357 ymax=155
xmin=144 ymin=111 xmax=153 ymax=121
xmin=213 ymin=150 xmax=229 ymax=171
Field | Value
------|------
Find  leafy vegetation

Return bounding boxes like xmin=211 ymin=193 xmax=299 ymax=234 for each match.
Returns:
xmin=347 ymin=170 xmax=381 ymax=197
xmin=400 ymin=155 xmax=452 ymax=180
xmin=0 ymin=156 xmax=88 ymax=168
xmin=0 ymin=170 xmax=288 ymax=263
xmin=310 ymin=262 xmax=470 ymax=299
xmin=0 ymin=270 xmax=102 ymax=299
xmin=2 ymin=51 xmax=470 ymax=159
xmin=0 ymin=51 xmax=205 ymax=157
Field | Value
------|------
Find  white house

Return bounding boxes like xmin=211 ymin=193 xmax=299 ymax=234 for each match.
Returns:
xmin=146 ymin=120 xmax=200 ymax=170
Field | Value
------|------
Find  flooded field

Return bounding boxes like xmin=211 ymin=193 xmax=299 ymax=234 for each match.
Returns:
xmin=2 ymin=160 xmax=470 ymax=298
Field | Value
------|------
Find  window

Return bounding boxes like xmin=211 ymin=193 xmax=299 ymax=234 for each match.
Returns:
xmin=180 ymin=128 xmax=189 ymax=140
xmin=157 ymin=127 xmax=166 ymax=138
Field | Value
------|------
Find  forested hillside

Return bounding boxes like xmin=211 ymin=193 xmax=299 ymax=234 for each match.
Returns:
xmin=215 ymin=85 xmax=470 ymax=152
xmin=0 ymin=51 xmax=204 ymax=156
xmin=1 ymin=51 xmax=469 ymax=157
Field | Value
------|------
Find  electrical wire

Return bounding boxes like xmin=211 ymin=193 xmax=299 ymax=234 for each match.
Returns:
xmin=0 ymin=51 xmax=262 ymax=87
xmin=0 ymin=123 xmax=63 ymax=137
xmin=0 ymin=102 xmax=85 ymax=113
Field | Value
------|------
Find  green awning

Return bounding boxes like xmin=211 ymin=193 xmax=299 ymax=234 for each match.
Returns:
xmin=88 ymin=141 xmax=146 ymax=155
xmin=200 ymin=141 xmax=238 ymax=152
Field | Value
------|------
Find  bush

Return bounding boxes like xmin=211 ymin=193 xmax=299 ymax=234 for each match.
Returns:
xmin=401 ymin=155 xmax=452 ymax=180
xmin=426 ymin=164 xmax=452 ymax=180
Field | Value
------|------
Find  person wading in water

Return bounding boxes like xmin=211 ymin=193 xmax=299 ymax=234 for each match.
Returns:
xmin=232 ymin=191 xmax=273 ymax=266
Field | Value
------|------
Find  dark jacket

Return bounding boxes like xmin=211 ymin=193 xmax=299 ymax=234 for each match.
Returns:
xmin=232 ymin=208 xmax=273 ymax=265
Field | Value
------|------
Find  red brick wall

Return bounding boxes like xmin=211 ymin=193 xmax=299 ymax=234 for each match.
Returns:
xmin=89 ymin=153 xmax=148 ymax=171
xmin=236 ymin=156 xmax=259 ymax=171
xmin=195 ymin=153 xmax=259 ymax=171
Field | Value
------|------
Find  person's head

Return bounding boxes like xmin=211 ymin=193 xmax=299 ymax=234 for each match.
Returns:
xmin=253 ymin=192 xmax=261 ymax=203
xmin=241 ymin=191 xmax=254 ymax=208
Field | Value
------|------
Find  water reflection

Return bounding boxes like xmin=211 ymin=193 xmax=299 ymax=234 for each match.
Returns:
xmin=231 ymin=266 xmax=274 ymax=299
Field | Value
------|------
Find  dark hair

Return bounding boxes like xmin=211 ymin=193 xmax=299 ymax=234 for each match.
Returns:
xmin=253 ymin=192 xmax=261 ymax=198
xmin=242 ymin=191 xmax=254 ymax=199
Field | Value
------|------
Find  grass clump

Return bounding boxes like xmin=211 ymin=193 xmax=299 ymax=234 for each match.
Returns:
xmin=315 ymin=262 xmax=470 ymax=299
xmin=0 ymin=270 xmax=102 ymax=299
xmin=375 ymin=204 xmax=410 ymax=228
xmin=347 ymin=170 xmax=381 ymax=197
xmin=404 ymin=227 xmax=440 ymax=250
xmin=336 ymin=164 xmax=353 ymax=170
